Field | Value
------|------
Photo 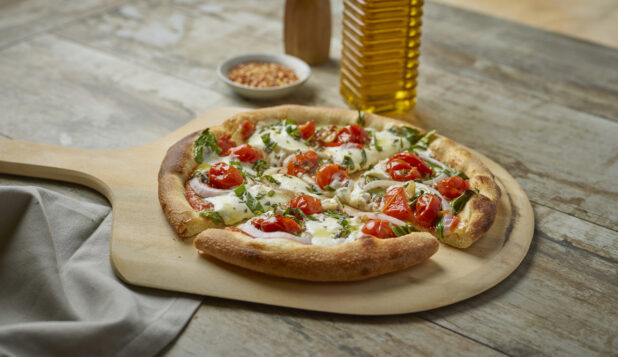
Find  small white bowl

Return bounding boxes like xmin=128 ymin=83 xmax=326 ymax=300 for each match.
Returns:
xmin=217 ymin=53 xmax=311 ymax=100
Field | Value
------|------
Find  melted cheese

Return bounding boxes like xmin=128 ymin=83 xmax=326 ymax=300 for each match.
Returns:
xmin=304 ymin=214 xmax=364 ymax=246
xmin=248 ymin=122 xmax=311 ymax=153
xmin=205 ymin=184 xmax=289 ymax=225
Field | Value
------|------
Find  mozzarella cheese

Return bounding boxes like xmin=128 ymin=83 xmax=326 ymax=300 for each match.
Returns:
xmin=304 ymin=214 xmax=364 ymax=246
xmin=204 ymin=184 xmax=289 ymax=225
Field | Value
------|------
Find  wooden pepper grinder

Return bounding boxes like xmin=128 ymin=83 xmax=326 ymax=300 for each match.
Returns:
xmin=284 ymin=0 xmax=331 ymax=66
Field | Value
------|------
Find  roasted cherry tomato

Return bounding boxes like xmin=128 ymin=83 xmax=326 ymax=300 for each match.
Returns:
xmin=437 ymin=176 xmax=467 ymax=200
xmin=287 ymin=150 xmax=319 ymax=176
xmin=289 ymin=195 xmax=323 ymax=216
xmin=185 ymin=181 xmax=213 ymax=211
xmin=386 ymin=158 xmax=422 ymax=181
xmin=298 ymin=120 xmax=316 ymax=140
xmin=315 ymin=164 xmax=349 ymax=190
xmin=380 ymin=186 xmax=414 ymax=222
xmin=388 ymin=152 xmax=433 ymax=178
xmin=208 ymin=162 xmax=243 ymax=189
xmin=414 ymin=194 xmax=441 ymax=228
xmin=361 ymin=219 xmax=396 ymax=238
xmin=324 ymin=124 xmax=369 ymax=147
xmin=252 ymin=216 xmax=302 ymax=235
xmin=217 ymin=134 xmax=237 ymax=156
xmin=240 ymin=119 xmax=256 ymax=142
xmin=228 ymin=144 xmax=261 ymax=164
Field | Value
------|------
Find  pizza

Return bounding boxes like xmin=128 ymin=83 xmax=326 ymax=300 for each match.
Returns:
xmin=158 ymin=105 xmax=500 ymax=281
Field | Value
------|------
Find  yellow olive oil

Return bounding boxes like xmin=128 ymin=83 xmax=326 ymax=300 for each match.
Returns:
xmin=340 ymin=0 xmax=423 ymax=114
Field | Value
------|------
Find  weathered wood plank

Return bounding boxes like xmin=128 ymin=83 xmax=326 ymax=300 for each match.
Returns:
xmin=420 ymin=202 xmax=618 ymax=356
xmin=0 ymin=0 xmax=128 ymax=49
xmin=159 ymin=298 xmax=506 ymax=357
xmin=0 ymin=34 xmax=235 ymax=149
xmin=422 ymin=3 xmax=618 ymax=122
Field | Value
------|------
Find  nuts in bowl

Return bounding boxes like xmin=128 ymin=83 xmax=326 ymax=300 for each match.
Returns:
xmin=217 ymin=54 xmax=311 ymax=100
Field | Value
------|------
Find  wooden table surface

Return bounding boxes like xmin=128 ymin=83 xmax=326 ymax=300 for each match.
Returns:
xmin=1 ymin=0 xmax=617 ymax=356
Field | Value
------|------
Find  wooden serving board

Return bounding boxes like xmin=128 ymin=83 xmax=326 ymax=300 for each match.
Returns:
xmin=0 ymin=107 xmax=534 ymax=315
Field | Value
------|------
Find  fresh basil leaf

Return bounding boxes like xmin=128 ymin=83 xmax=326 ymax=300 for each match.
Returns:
xmin=261 ymin=133 xmax=277 ymax=152
xmin=357 ymin=111 xmax=366 ymax=127
xmin=388 ymin=126 xmax=421 ymax=147
xmin=252 ymin=160 xmax=269 ymax=175
xmin=342 ymin=155 xmax=355 ymax=170
xmin=436 ymin=215 xmax=445 ymax=240
xmin=323 ymin=185 xmax=335 ymax=191
xmin=389 ymin=222 xmax=417 ymax=237
xmin=360 ymin=149 xmax=367 ymax=167
xmin=323 ymin=209 xmax=348 ymax=219
xmin=371 ymin=130 xmax=382 ymax=152
xmin=267 ymin=190 xmax=275 ymax=197
xmin=193 ymin=129 xmax=221 ymax=163
xmin=450 ymin=189 xmax=477 ymax=214
xmin=261 ymin=175 xmax=281 ymax=185
xmin=284 ymin=119 xmax=301 ymax=139
xmin=284 ymin=207 xmax=317 ymax=221
xmin=336 ymin=218 xmax=352 ymax=238
xmin=413 ymin=129 xmax=436 ymax=150
xmin=308 ymin=184 xmax=323 ymax=195
xmin=234 ymin=184 xmax=264 ymax=215
xmin=199 ymin=210 xmax=224 ymax=225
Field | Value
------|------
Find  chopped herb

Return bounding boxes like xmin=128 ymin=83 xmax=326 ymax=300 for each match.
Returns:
xmin=199 ymin=210 xmax=223 ymax=225
xmin=368 ymin=187 xmax=386 ymax=199
xmin=284 ymin=207 xmax=317 ymax=221
xmin=390 ymin=222 xmax=417 ymax=237
xmin=388 ymin=126 xmax=421 ymax=147
xmin=323 ymin=185 xmax=335 ymax=191
xmin=413 ymin=129 xmax=436 ymax=150
xmin=323 ymin=209 xmax=348 ymax=219
xmin=371 ymin=130 xmax=382 ymax=152
xmin=261 ymin=133 xmax=277 ymax=152
xmin=336 ymin=219 xmax=352 ymax=238
xmin=342 ymin=155 xmax=355 ymax=170
xmin=234 ymin=184 xmax=264 ymax=215
xmin=284 ymin=119 xmax=301 ymax=139
xmin=252 ymin=160 xmax=269 ymax=175
xmin=409 ymin=190 xmax=425 ymax=207
xmin=308 ymin=184 xmax=323 ymax=195
xmin=357 ymin=111 xmax=366 ymax=127
xmin=360 ymin=149 xmax=367 ymax=167
xmin=267 ymin=190 xmax=275 ymax=197
xmin=193 ymin=129 xmax=221 ymax=163
xmin=450 ymin=189 xmax=477 ymax=214
xmin=364 ymin=175 xmax=380 ymax=184
xmin=436 ymin=215 xmax=445 ymax=240
xmin=262 ymin=174 xmax=281 ymax=185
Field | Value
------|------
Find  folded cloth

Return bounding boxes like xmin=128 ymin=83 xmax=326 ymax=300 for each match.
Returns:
xmin=0 ymin=186 xmax=201 ymax=357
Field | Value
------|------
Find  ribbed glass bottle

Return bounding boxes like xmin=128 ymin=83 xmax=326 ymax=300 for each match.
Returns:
xmin=340 ymin=0 xmax=423 ymax=114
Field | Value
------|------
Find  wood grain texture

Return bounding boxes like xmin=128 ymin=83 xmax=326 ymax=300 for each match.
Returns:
xmin=0 ymin=0 xmax=617 ymax=355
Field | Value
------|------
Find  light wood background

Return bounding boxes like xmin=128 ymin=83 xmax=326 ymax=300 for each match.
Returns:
xmin=0 ymin=0 xmax=616 ymax=356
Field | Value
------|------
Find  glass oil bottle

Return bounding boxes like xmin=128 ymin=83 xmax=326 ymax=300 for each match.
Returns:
xmin=340 ymin=0 xmax=423 ymax=114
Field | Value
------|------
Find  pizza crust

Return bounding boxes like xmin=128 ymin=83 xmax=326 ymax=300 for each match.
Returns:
xmin=194 ymin=229 xmax=439 ymax=281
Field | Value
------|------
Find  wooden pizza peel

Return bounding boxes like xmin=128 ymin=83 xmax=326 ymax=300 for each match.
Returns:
xmin=0 ymin=106 xmax=534 ymax=315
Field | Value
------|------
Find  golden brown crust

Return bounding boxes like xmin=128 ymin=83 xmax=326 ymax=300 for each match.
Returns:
xmin=429 ymin=137 xmax=501 ymax=248
xmin=194 ymin=229 xmax=439 ymax=281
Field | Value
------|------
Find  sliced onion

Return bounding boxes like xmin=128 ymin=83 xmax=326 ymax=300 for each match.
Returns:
xmin=343 ymin=206 xmax=406 ymax=226
xmin=422 ymin=173 xmax=447 ymax=186
xmin=237 ymin=221 xmax=311 ymax=245
xmin=189 ymin=177 xmax=231 ymax=198
xmin=416 ymin=152 xmax=448 ymax=170
xmin=363 ymin=179 xmax=403 ymax=190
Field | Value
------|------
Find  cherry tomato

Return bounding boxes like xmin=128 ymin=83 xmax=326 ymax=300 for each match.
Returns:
xmin=388 ymin=152 xmax=433 ymax=178
xmin=323 ymin=124 xmax=369 ymax=147
xmin=228 ymin=144 xmax=261 ymax=164
xmin=386 ymin=158 xmax=422 ymax=181
xmin=315 ymin=164 xmax=349 ymax=190
xmin=380 ymin=186 xmax=414 ymax=222
xmin=185 ymin=181 xmax=213 ymax=212
xmin=252 ymin=216 xmax=302 ymax=235
xmin=298 ymin=121 xmax=316 ymax=140
xmin=414 ymin=194 xmax=441 ymax=228
xmin=289 ymin=195 xmax=322 ymax=216
xmin=361 ymin=219 xmax=396 ymax=238
xmin=208 ymin=162 xmax=243 ymax=189
xmin=240 ymin=119 xmax=256 ymax=142
xmin=217 ymin=134 xmax=237 ymax=156
xmin=437 ymin=176 xmax=467 ymax=200
xmin=287 ymin=151 xmax=319 ymax=176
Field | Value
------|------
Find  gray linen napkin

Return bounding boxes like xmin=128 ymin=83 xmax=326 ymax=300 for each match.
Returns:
xmin=0 ymin=186 xmax=201 ymax=357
